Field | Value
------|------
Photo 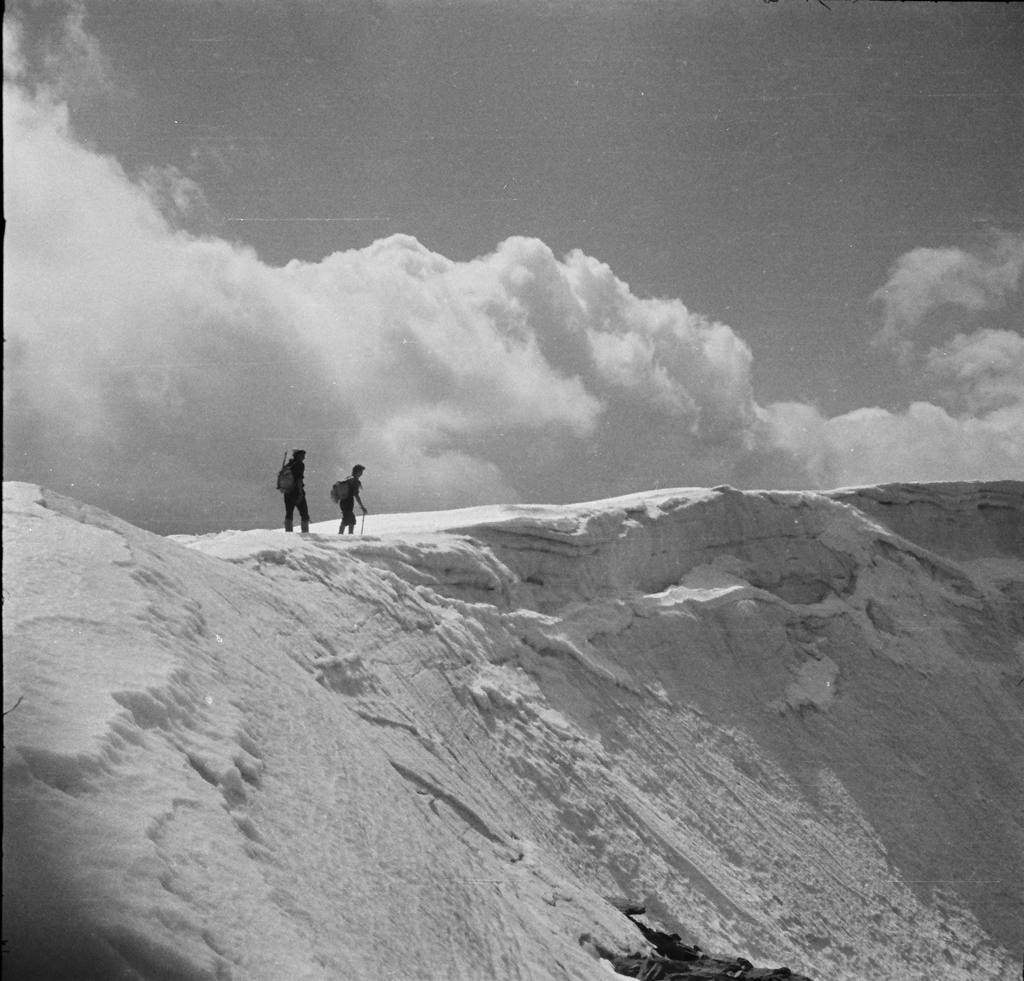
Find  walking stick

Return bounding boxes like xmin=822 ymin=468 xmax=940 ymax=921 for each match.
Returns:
xmin=360 ymin=511 xmax=365 ymax=535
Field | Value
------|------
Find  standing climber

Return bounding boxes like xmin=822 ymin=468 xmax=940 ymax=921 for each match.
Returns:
xmin=331 ymin=465 xmax=368 ymax=534
xmin=281 ymin=449 xmax=310 ymax=533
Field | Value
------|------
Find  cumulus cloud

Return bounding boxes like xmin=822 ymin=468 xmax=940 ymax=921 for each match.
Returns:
xmin=762 ymin=233 xmax=1024 ymax=487
xmin=761 ymin=399 xmax=1023 ymax=489
xmin=870 ymin=232 xmax=1024 ymax=353
xmin=3 ymin=36 xmax=773 ymax=532
xmin=924 ymin=329 xmax=1024 ymax=416
xmin=4 ymin=13 xmax=1023 ymax=533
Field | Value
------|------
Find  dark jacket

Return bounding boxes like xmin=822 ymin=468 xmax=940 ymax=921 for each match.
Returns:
xmin=338 ymin=476 xmax=364 ymax=512
xmin=287 ymin=458 xmax=306 ymax=496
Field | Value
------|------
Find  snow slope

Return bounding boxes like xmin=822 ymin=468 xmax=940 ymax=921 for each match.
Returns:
xmin=4 ymin=480 xmax=1023 ymax=980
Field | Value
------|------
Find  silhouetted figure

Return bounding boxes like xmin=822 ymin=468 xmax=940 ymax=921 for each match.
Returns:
xmin=332 ymin=464 xmax=367 ymax=534
xmin=283 ymin=449 xmax=310 ymax=533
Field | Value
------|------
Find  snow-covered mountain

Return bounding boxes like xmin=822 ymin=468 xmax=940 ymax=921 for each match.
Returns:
xmin=4 ymin=480 xmax=1022 ymax=981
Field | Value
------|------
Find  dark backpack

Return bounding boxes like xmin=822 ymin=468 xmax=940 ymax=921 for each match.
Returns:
xmin=276 ymin=455 xmax=296 ymax=495
xmin=330 ymin=479 xmax=352 ymax=505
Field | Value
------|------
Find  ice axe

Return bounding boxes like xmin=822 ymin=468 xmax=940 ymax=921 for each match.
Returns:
xmin=360 ymin=511 xmax=366 ymax=535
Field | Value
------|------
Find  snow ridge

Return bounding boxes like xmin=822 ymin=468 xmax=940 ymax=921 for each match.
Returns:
xmin=4 ymin=480 xmax=1022 ymax=981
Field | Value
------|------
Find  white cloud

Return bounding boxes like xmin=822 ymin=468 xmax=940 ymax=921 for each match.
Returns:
xmin=3 ymin=56 xmax=770 ymax=530
xmin=759 ymin=233 xmax=1024 ymax=489
xmin=871 ymin=232 xmax=1024 ymax=351
xmin=3 ymin=16 xmax=27 ymax=80
xmin=762 ymin=400 xmax=1024 ymax=489
xmin=923 ymin=329 xmax=1024 ymax=416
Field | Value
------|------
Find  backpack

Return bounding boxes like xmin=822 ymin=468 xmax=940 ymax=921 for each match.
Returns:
xmin=276 ymin=454 xmax=296 ymax=495
xmin=330 ymin=478 xmax=352 ymax=505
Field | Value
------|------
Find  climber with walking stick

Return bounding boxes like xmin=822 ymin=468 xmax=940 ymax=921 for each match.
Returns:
xmin=330 ymin=465 xmax=368 ymax=535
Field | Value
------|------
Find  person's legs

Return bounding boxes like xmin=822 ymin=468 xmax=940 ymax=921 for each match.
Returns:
xmin=341 ymin=508 xmax=356 ymax=534
xmin=298 ymin=494 xmax=310 ymax=533
xmin=284 ymin=493 xmax=297 ymax=531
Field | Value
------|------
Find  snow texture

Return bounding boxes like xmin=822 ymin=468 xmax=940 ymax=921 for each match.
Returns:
xmin=3 ymin=480 xmax=1023 ymax=980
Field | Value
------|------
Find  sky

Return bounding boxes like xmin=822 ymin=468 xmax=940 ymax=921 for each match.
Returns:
xmin=4 ymin=479 xmax=1022 ymax=979
xmin=3 ymin=0 xmax=1023 ymax=534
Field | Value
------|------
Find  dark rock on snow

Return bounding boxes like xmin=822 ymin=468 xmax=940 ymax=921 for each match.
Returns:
xmin=594 ymin=901 xmax=816 ymax=981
